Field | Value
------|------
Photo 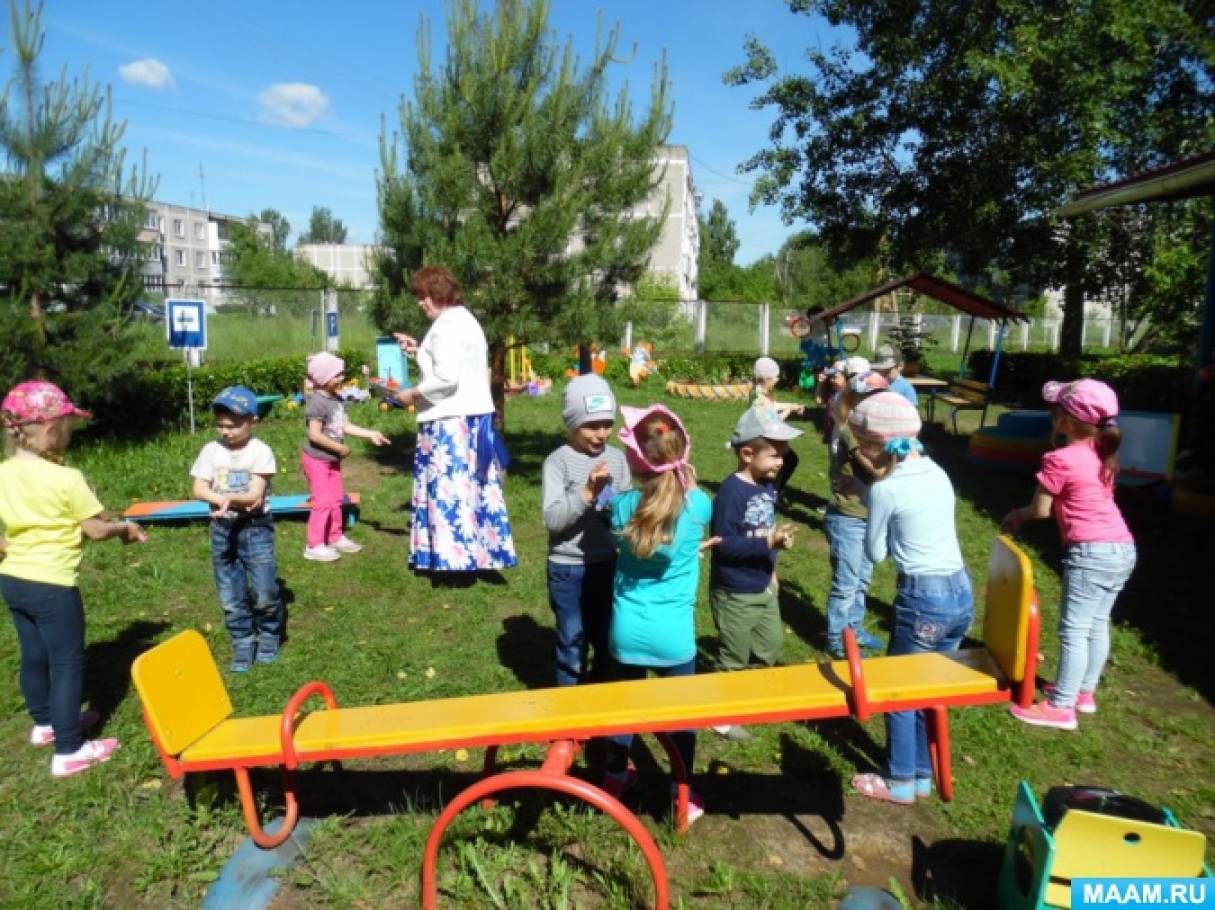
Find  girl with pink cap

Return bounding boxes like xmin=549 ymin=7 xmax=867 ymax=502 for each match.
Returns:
xmin=0 ymin=381 xmax=146 ymax=777
xmin=300 ymin=353 xmax=389 ymax=562
xmin=1002 ymin=379 xmax=1136 ymax=731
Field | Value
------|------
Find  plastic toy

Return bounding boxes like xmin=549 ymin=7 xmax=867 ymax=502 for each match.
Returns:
xmin=123 ymin=493 xmax=360 ymax=527
xmin=665 ymin=380 xmax=753 ymax=401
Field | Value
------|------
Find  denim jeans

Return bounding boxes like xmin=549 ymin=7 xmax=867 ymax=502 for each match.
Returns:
xmin=548 ymin=559 xmax=615 ymax=686
xmin=823 ymin=509 xmax=875 ymax=649
xmin=885 ymin=568 xmax=973 ymax=781
xmin=210 ymin=517 xmax=283 ymax=652
xmin=605 ymin=657 xmax=696 ymax=777
xmin=1 ymin=575 xmax=87 ymax=755
xmin=1050 ymin=542 xmax=1136 ymax=709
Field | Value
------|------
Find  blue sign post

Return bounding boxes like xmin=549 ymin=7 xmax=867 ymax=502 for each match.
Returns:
xmin=166 ymin=299 xmax=207 ymax=432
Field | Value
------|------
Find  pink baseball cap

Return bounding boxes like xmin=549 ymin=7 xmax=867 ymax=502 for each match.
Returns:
xmin=617 ymin=404 xmax=692 ymax=486
xmin=1042 ymin=379 xmax=1119 ymax=426
xmin=1 ymin=381 xmax=92 ymax=427
xmin=307 ymin=352 xmax=345 ymax=386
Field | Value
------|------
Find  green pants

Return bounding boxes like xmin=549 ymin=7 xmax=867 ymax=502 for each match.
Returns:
xmin=710 ymin=585 xmax=782 ymax=671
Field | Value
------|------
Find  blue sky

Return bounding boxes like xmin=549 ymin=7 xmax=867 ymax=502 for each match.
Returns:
xmin=39 ymin=1 xmax=845 ymax=264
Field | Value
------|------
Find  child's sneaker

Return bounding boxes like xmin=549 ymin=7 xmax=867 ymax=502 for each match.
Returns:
xmin=303 ymin=545 xmax=341 ymax=562
xmin=255 ymin=635 xmax=280 ymax=665
xmin=711 ymin=724 xmax=753 ymax=743
xmin=1044 ymin=683 xmax=1097 ymax=714
xmin=331 ymin=536 xmax=363 ymax=554
xmin=670 ymin=784 xmax=706 ymax=827
xmin=51 ymin=738 xmax=120 ymax=778
xmin=601 ymin=764 xmax=639 ymax=799
xmin=1009 ymin=700 xmax=1078 ymax=731
xmin=230 ymin=639 xmax=256 ymax=673
xmin=30 ymin=709 xmax=100 ymax=746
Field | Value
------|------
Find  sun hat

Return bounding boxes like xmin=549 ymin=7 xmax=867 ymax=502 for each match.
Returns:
xmin=563 ymin=373 xmax=617 ymax=429
xmin=307 ymin=352 xmax=346 ymax=387
xmin=731 ymin=406 xmax=804 ymax=447
xmin=753 ymin=356 xmax=781 ymax=380
xmin=823 ymin=359 xmax=845 ymax=376
xmin=871 ymin=344 xmax=899 ymax=371
xmin=211 ymin=386 xmax=259 ymax=417
xmin=849 ymin=391 xmax=922 ymax=443
xmin=618 ymin=404 xmax=691 ymax=486
xmin=843 ymin=356 xmax=871 ymax=377
xmin=1 ymin=381 xmax=92 ymax=427
xmin=1042 ymin=379 xmax=1120 ymax=427
xmin=849 ymin=371 xmax=890 ymax=396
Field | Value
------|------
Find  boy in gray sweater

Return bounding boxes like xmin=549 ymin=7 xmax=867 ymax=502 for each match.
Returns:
xmin=542 ymin=374 xmax=631 ymax=685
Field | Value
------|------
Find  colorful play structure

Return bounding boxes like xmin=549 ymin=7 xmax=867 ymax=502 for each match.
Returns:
xmin=664 ymin=379 xmax=753 ymax=401
xmin=998 ymin=782 xmax=1210 ymax=908
xmin=133 ymin=536 xmax=1044 ymax=909
xmin=123 ymin=493 xmax=361 ymax=526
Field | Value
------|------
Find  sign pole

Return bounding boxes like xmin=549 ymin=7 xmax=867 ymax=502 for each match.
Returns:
xmin=185 ymin=349 xmax=196 ymax=434
xmin=166 ymin=298 xmax=207 ymax=433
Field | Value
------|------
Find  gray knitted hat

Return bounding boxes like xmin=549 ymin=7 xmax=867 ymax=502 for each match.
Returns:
xmin=562 ymin=374 xmax=617 ymax=429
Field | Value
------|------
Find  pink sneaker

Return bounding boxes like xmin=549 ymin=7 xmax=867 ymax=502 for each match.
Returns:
xmin=1009 ymin=700 xmax=1078 ymax=731
xmin=1044 ymin=684 xmax=1097 ymax=714
xmin=601 ymin=764 xmax=639 ymax=799
xmin=51 ymin=738 xmax=120 ymax=778
xmin=670 ymin=785 xmax=706 ymax=826
xmin=30 ymin=709 xmax=101 ymax=746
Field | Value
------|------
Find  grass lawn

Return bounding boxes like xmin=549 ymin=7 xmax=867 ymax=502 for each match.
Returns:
xmin=0 ymin=379 xmax=1211 ymax=908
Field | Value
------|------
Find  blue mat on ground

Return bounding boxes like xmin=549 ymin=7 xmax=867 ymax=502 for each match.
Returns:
xmin=201 ymin=817 xmax=315 ymax=910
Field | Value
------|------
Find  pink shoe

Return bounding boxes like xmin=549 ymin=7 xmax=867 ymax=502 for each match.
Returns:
xmin=601 ymin=764 xmax=639 ymax=799
xmin=1044 ymin=684 xmax=1097 ymax=714
xmin=1009 ymin=700 xmax=1078 ymax=731
xmin=30 ymin=709 xmax=101 ymax=746
xmin=670 ymin=784 xmax=707 ymax=826
xmin=50 ymin=738 xmax=120 ymax=778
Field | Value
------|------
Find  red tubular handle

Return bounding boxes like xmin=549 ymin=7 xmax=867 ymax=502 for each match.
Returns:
xmin=842 ymin=627 xmax=871 ymax=722
xmin=280 ymin=680 xmax=338 ymax=771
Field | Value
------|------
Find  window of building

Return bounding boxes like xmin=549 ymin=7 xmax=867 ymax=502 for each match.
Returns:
xmin=173 ymin=219 xmax=185 ymax=238
xmin=173 ymin=248 xmax=185 ymax=266
xmin=194 ymin=222 xmax=205 ymax=241
xmin=147 ymin=245 xmax=161 ymax=261
xmin=210 ymin=251 xmax=220 ymax=266
xmin=146 ymin=212 xmax=161 ymax=230
xmin=195 ymin=251 xmax=206 ymax=269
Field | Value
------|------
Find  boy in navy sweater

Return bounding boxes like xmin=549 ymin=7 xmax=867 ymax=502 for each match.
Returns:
xmin=709 ymin=407 xmax=801 ymax=741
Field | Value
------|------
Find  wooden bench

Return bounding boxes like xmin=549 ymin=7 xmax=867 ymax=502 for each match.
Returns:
xmin=123 ymin=492 xmax=361 ymax=527
xmin=131 ymin=536 xmax=1039 ymax=909
xmin=928 ymin=377 xmax=993 ymax=433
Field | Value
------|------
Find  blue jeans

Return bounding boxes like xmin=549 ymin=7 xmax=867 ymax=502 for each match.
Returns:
xmin=885 ymin=568 xmax=973 ymax=781
xmin=548 ymin=559 xmax=615 ymax=686
xmin=823 ymin=509 xmax=875 ymax=649
xmin=210 ymin=518 xmax=283 ymax=652
xmin=1050 ymin=542 xmax=1136 ymax=709
xmin=605 ymin=657 xmax=697 ymax=777
xmin=1 ymin=575 xmax=87 ymax=755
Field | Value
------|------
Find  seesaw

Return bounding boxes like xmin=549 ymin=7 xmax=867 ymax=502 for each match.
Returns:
xmin=123 ymin=493 xmax=360 ymax=526
xmin=132 ymin=536 xmax=1039 ymax=909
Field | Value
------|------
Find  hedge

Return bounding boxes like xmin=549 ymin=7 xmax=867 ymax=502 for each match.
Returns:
xmin=969 ymin=351 xmax=1190 ymax=412
xmin=94 ymin=348 xmax=370 ymax=436
xmin=528 ymin=351 xmax=805 ymax=387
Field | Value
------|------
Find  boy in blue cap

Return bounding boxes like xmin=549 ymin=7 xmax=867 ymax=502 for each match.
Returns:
xmin=190 ymin=386 xmax=283 ymax=671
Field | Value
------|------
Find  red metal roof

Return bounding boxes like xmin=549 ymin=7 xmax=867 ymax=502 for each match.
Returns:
xmin=815 ymin=273 xmax=1027 ymax=323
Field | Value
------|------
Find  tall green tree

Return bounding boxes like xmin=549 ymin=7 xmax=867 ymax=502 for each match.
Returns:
xmin=728 ymin=0 xmax=1214 ymax=355
xmin=0 ymin=0 xmax=155 ymax=394
xmin=775 ymin=232 xmax=878 ymax=313
xmin=225 ymin=221 xmax=329 ymax=315
xmin=372 ymin=0 xmax=672 ymax=421
xmin=258 ymin=208 xmax=291 ymax=251
xmin=297 ymin=205 xmax=347 ymax=245
xmin=700 ymin=198 xmax=739 ymax=267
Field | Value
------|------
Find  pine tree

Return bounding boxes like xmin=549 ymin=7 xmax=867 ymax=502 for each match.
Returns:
xmin=0 ymin=0 xmax=156 ymax=395
xmin=372 ymin=0 xmax=672 ymax=422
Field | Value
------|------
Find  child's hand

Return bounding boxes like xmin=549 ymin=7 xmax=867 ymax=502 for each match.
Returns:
xmin=832 ymin=475 xmax=865 ymax=497
xmin=393 ymin=332 xmax=418 ymax=355
xmin=583 ymin=463 xmax=610 ymax=504
xmin=768 ymin=523 xmax=796 ymax=550
xmin=369 ymin=431 xmax=390 ymax=447
xmin=336 ymin=443 xmax=352 ymax=460
xmin=1000 ymin=507 xmax=1026 ymax=535
xmin=122 ymin=521 xmax=148 ymax=544
xmin=698 ymin=535 xmax=722 ymax=556
xmin=208 ymin=498 xmax=231 ymax=518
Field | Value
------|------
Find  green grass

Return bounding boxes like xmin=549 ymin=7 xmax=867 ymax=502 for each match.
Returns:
xmin=0 ymin=380 xmax=1210 ymax=907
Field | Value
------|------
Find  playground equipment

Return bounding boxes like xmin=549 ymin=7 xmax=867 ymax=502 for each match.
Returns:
xmin=132 ymin=537 xmax=1039 ymax=909
xmin=787 ymin=311 xmax=860 ymax=390
xmin=997 ymin=781 xmax=1209 ymax=909
xmin=123 ymin=493 xmax=360 ymax=526
xmin=664 ymin=379 xmax=753 ymax=401
xmin=370 ymin=336 xmax=413 ymax=412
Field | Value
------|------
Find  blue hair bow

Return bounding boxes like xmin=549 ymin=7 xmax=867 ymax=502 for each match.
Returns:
xmin=884 ymin=437 xmax=923 ymax=458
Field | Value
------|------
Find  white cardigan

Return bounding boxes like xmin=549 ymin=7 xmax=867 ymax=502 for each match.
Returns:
xmin=413 ymin=305 xmax=495 ymax=422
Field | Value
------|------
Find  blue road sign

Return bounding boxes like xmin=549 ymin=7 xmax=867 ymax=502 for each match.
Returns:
xmin=326 ymin=311 xmax=339 ymax=338
xmin=167 ymin=299 xmax=207 ymax=350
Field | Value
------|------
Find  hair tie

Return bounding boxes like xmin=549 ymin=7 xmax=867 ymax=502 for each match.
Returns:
xmin=883 ymin=437 xmax=923 ymax=458
xmin=651 ymin=423 xmax=670 ymax=435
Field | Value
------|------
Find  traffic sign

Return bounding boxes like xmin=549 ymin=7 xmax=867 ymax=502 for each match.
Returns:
xmin=167 ymin=299 xmax=207 ymax=350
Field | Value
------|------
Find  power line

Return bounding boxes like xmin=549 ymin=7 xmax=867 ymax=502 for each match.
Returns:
xmin=690 ymin=153 xmax=753 ymax=187
xmin=114 ymin=96 xmax=373 ymax=144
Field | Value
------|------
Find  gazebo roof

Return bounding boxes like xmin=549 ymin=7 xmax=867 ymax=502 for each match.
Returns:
xmin=816 ymin=273 xmax=1027 ymax=323
xmin=1057 ymin=150 xmax=1215 ymax=216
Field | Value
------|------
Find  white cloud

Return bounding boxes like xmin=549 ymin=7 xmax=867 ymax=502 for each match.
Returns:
xmin=118 ymin=58 xmax=176 ymax=90
xmin=258 ymin=83 xmax=329 ymax=128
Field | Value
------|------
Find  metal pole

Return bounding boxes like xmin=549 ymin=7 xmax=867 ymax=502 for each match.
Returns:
xmin=988 ymin=321 xmax=1007 ymax=387
xmin=185 ymin=349 xmax=196 ymax=434
xmin=759 ymin=301 xmax=770 ymax=355
xmin=951 ymin=314 xmax=961 ymax=351
xmin=694 ymin=301 xmax=706 ymax=353
xmin=324 ymin=289 xmax=339 ymax=352
xmin=958 ymin=316 xmax=976 ymax=378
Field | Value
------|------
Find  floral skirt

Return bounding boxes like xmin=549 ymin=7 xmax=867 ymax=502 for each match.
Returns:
xmin=410 ymin=416 xmax=518 ymax=572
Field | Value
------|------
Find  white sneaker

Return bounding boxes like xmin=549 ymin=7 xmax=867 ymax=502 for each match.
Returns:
xmin=331 ymin=536 xmax=363 ymax=554
xmin=303 ymin=545 xmax=340 ymax=562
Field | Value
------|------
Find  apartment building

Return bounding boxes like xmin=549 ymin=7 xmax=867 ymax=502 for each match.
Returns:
xmin=296 ymin=243 xmax=378 ymax=290
xmin=640 ymin=145 xmax=699 ymax=302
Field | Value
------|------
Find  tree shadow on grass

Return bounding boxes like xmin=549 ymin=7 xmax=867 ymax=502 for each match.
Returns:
xmin=86 ymin=619 xmax=170 ymax=726
xmin=495 ymin=613 xmax=556 ymax=690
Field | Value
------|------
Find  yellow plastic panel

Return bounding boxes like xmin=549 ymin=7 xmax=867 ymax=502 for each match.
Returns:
xmin=983 ymin=536 xmax=1034 ymax=683
xmin=862 ymin=649 xmax=1005 ymax=703
xmin=131 ymin=630 xmax=233 ymax=755
xmin=1046 ymin=811 xmax=1207 ymax=908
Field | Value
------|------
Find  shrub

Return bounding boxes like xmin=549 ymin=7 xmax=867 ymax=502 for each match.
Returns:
xmin=527 ymin=351 xmax=808 ymax=387
xmin=969 ymin=350 xmax=1190 ymax=412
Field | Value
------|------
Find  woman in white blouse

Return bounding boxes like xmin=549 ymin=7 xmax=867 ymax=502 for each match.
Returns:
xmin=393 ymin=266 xmax=517 ymax=577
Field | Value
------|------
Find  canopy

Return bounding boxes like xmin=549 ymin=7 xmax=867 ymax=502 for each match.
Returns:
xmin=1057 ymin=150 xmax=1215 ymax=217
xmin=816 ymin=273 xmax=1027 ymax=324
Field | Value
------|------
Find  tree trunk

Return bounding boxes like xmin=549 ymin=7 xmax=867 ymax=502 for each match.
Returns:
xmin=490 ymin=338 xmax=507 ymax=434
xmin=1060 ymin=235 xmax=1086 ymax=358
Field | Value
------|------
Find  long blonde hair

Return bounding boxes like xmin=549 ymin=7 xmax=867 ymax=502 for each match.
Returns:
xmin=620 ymin=414 xmax=691 ymax=560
